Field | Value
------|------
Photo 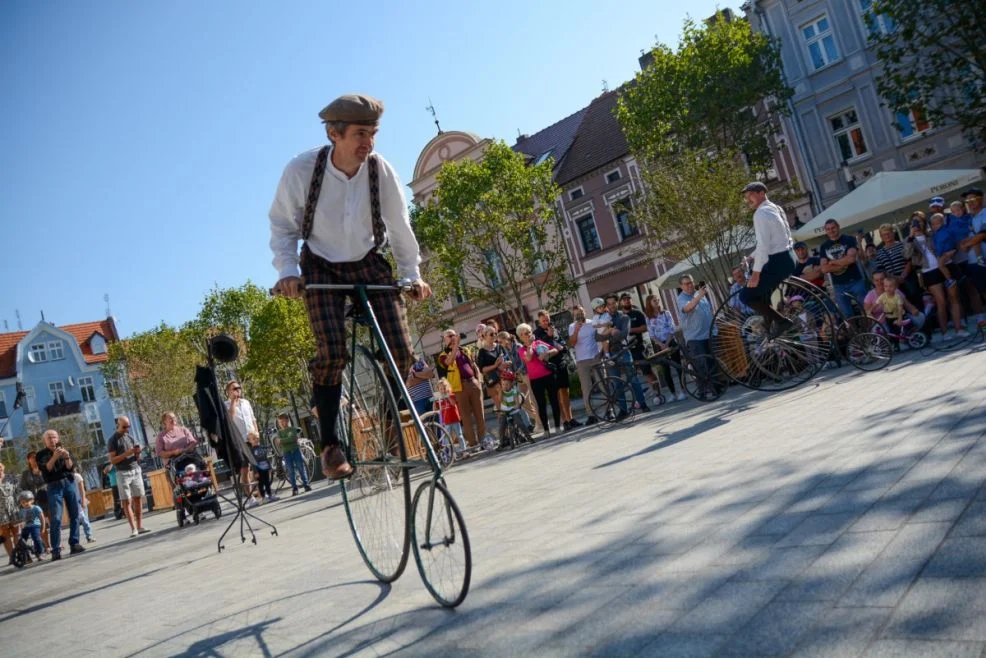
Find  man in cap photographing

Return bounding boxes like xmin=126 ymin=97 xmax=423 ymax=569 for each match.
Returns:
xmin=739 ymin=182 xmax=796 ymax=336
xmin=269 ymin=94 xmax=431 ymax=479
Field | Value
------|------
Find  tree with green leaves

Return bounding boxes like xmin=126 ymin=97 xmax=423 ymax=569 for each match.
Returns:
xmin=192 ymin=282 xmax=269 ymax=342
xmin=872 ymin=0 xmax=985 ymax=150
xmin=630 ymin=148 xmax=755 ymax=302
xmin=412 ymin=141 xmax=576 ymax=326
xmin=102 ymin=323 xmax=203 ymax=433
xmin=617 ymin=13 xmax=792 ymax=172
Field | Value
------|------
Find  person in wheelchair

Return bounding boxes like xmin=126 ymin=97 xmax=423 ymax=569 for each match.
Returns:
xmin=269 ymin=94 xmax=431 ymax=480
xmin=739 ymin=182 xmax=796 ymax=338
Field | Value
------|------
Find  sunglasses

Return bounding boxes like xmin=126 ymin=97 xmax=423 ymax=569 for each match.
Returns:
xmin=231 ymin=386 xmax=241 ymax=391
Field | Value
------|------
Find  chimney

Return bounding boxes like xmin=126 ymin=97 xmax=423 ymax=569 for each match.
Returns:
xmin=638 ymin=50 xmax=654 ymax=71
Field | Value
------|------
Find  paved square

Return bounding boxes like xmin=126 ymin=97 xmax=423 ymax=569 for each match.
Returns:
xmin=2 ymin=346 xmax=985 ymax=657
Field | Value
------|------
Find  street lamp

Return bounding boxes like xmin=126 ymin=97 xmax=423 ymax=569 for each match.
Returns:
xmin=841 ymin=160 xmax=856 ymax=191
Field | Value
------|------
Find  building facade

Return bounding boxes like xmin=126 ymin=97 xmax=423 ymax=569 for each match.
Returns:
xmin=746 ymin=0 xmax=986 ymax=209
xmin=0 ymin=318 xmax=143 ymax=458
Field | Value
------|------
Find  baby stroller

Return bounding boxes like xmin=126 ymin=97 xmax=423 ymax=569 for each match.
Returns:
xmin=171 ymin=451 xmax=222 ymax=527
xmin=11 ymin=491 xmax=40 ymax=568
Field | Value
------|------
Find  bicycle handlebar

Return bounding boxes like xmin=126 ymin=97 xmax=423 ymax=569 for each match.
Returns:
xmin=270 ymin=278 xmax=417 ymax=296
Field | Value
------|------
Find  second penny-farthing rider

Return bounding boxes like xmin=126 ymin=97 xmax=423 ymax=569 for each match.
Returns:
xmin=269 ymin=94 xmax=432 ymax=480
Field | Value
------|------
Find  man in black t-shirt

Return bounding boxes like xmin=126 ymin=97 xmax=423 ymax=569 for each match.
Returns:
xmin=792 ymin=242 xmax=823 ymax=288
xmin=35 ymin=429 xmax=85 ymax=560
xmin=107 ymin=416 xmax=149 ymax=537
xmin=619 ymin=293 xmax=656 ymax=398
xmin=819 ymin=219 xmax=867 ymax=319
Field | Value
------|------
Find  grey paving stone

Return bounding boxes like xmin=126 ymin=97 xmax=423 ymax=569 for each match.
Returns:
xmin=777 ymin=531 xmax=896 ymax=602
xmin=620 ymin=632 xmax=727 ymax=658
xmin=790 ymin=606 xmax=892 ymax=658
xmin=907 ymin=498 xmax=972 ymax=524
xmin=669 ymin=580 xmax=787 ymax=635
xmin=884 ymin=577 xmax=986 ymax=641
xmin=850 ymin=497 xmax=925 ymax=532
xmin=862 ymin=639 xmax=985 ymax=657
xmin=776 ymin=512 xmax=862 ymax=548
xmin=839 ymin=556 xmax=930 ymax=608
xmin=716 ymin=600 xmax=829 ymax=658
xmin=951 ymin=501 xmax=986 ymax=537
xmin=734 ymin=545 xmax=828 ymax=582
xmin=922 ymin=537 xmax=986 ymax=578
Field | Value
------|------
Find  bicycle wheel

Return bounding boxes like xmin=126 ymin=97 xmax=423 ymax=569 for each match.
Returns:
xmin=845 ymin=332 xmax=893 ymax=371
xmin=588 ymin=377 xmax=635 ymax=423
xmin=681 ymin=354 xmax=725 ymax=402
xmin=423 ymin=422 xmax=455 ymax=468
xmin=299 ymin=443 xmax=316 ymax=484
xmin=411 ymin=480 xmax=472 ymax=608
xmin=340 ymin=345 xmax=411 ymax=583
xmin=711 ymin=277 xmax=836 ymax=391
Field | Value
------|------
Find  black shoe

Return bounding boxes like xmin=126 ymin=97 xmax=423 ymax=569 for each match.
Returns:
xmin=303 ymin=485 xmax=312 ymax=492
xmin=69 ymin=543 xmax=85 ymax=555
xmin=51 ymin=552 xmax=62 ymax=561
xmin=639 ymin=405 xmax=651 ymax=413
xmin=312 ymin=383 xmax=343 ymax=448
xmin=615 ymin=410 xmax=629 ymax=421
xmin=292 ymin=489 xmax=299 ymax=496
xmin=584 ymin=416 xmax=598 ymax=425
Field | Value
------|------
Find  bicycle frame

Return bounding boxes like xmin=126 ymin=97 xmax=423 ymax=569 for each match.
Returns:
xmin=307 ymin=283 xmax=447 ymax=485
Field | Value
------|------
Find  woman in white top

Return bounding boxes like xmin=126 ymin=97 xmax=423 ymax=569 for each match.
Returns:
xmin=904 ymin=213 xmax=964 ymax=343
xmin=226 ymin=380 xmax=259 ymax=506
xmin=644 ymin=294 xmax=685 ymax=401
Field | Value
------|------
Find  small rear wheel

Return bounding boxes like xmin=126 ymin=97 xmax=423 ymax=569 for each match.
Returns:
xmin=411 ymin=480 xmax=472 ymax=608
xmin=176 ymin=507 xmax=186 ymax=528
xmin=588 ymin=377 xmax=635 ymax=423
xmin=682 ymin=354 xmax=724 ymax=402
xmin=908 ymin=331 xmax=928 ymax=350
xmin=846 ymin=332 xmax=893 ymax=371
xmin=423 ymin=422 xmax=455 ymax=469
xmin=213 ymin=501 xmax=222 ymax=519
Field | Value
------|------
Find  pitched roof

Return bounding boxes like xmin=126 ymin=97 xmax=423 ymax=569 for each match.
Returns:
xmin=512 ymin=106 xmax=589 ymax=176
xmin=554 ymin=90 xmax=630 ymax=186
xmin=0 ymin=319 xmax=120 ymax=378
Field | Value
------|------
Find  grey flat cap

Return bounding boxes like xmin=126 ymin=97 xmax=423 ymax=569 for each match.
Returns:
xmin=318 ymin=94 xmax=384 ymax=125
xmin=742 ymin=181 xmax=768 ymax=193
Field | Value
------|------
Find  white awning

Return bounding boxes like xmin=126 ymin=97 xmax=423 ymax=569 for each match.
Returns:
xmin=793 ymin=169 xmax=983 ymax=241
xmin=655 ymin=228 xmax=756 ymax=290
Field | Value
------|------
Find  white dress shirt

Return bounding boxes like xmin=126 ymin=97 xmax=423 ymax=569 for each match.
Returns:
xmin=226 ymin=398 xmax=257 ymax=442
xmin=269 ymin=146 xmax=422 ymax=281
xmin=751 ymin=199 xmax=793 ymax=272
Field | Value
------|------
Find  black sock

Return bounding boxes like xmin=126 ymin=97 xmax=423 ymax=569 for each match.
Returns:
xmin=312 ymin=383 xmax=343 ymax=451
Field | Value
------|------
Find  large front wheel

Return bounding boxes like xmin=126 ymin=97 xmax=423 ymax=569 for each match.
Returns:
xmin=340 ymin=345 xmax=411 ymax=583
xmin=411 ymin=480 xmax=472 ymax=608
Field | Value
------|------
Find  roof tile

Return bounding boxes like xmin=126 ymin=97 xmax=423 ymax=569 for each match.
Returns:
xmin=0 ymin=319 xmax=119 ymax=378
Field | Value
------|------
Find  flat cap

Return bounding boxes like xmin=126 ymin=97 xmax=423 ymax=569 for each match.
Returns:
xmin=742 ymin=181 xmax=768 ymax=193
xmin=318 ymin=94 xmax=384 ymax=125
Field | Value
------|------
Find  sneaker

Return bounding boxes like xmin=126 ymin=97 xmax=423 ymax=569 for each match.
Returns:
xmin=956 ymin=329 xmax=971 ymax=338
xmin=69 ymin=543 xmax=85 ymax=555
xmin=303 ymin=485 xmax=312 ymax=492
xmin=245 ymin=498 xmax=260 ymax=509
xmin=584 ymin=416 xmax=598 ymax=425
xmin=944 ymin=330 xmax=956 ymax=341
xmin=130 ymin=529 xmax=139 ymax=538
xmin=676 ymin=392 xmax=687 ymax=402
xmin=266 ymin=495 xmax=280 ymax=503
xmin=86 ymin=537 xmax=95 ymax=544
xmin=292 ymin=488 xmax=299 ymax=496
xmin=137 ymin=527 xmax=151 ymax=534
xmin=51 ymin=552 xmax=61 ymax=561
xmin=568 ymin=418 xmax=583 ymax=428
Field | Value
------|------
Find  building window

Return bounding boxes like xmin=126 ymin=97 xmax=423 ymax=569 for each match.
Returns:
xmin=452 ymin=277 xmax=469 ymax=306
xmin=24 ymin=413 xmax=41 ymax=436
xmin=605 ymin=169 xmax=622 ymax=184
xmin=614 ymin=199 xmax=639 ymax=241
xmin=88 ymin=421 xmax=105 ymax=447
xmin=78 ymin=376 xmax=96 ymax=403
xmin=105 ymin=379 xmax=122 ymax=399
xmin=829 ymin=108 xmax=869 ymax=161
xmin=0 ymin=392 xmax=6 ymax=418
xmin=801 ymin=15 xmax=839 ymax=71
xmin=111 ymin=398 xmax=125 ymax=417
xmin=895 ymin=103 xmax=932 ymax=141
xmin=90 ymin=334 xmax=107 ymax=355
xmin=576 ymin=215 xmax=601 ymax=254
xmin=29 ymin=344 xmax=48 ymax=363
xmin=569 ymin=187 xmax=584 ymax=201
xmin=484 ymin=250 xmax=506 ymax=289
xmin=858 ymin=0 xmax=895 ymax=38
xmin=49 ymin=381 xmax=66 ymax=405
xmin=23 ymin=386 xmax=36 ymax=413
xmin=47 ymin=341 xmax=65 ymax=360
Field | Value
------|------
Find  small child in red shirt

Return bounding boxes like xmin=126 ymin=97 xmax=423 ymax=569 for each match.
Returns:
xmin=434 ymin=378 xmax=467 ymax=453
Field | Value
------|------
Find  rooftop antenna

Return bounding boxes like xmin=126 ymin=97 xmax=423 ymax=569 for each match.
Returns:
xmin=104 ymin=293 xmax=112 ymax=318
xmin=15 ymin=310 xmax=22 ymax=330
xmin=425 ymin=98 xmax=443 ymax=135
xmin=40 ymin=310 xmax=46 ymax=323
xmin=3 ymin=320 xmax=8 ymax=332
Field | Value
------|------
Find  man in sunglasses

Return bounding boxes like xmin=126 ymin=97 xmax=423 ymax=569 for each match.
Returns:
xmin=269 ymin=94 xmax=431 ymax=479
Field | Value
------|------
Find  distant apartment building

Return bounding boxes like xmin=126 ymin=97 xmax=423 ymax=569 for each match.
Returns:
xmin=0 ymin=318 xmax=144 ymax=457
xmin=745 ymin=0 xmax=986 ymax=209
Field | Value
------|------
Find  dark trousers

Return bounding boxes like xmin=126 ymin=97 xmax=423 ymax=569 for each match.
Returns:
xmin=529 ymin=375 xmax=561 ymax=432
xmin=20 ymin=526 xmax=43 ymax=556
xmin=255 ymin=468 xmax=272 ymax=497
xmin=47 ymin=479 xmax=80 ymax=553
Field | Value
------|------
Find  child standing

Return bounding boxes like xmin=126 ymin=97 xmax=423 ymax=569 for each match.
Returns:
xmin=274 ymin=413 xmax=312 ymax=496
xmin=930 ymin=213 xmax=958 ymax=288
xmin=18 ymin=491 xmax=46 ymax=562
xmin=73 ymin=470 xmax=95 ymax=543
xmin=434 ymin=379 xmax=467 ymax=454
xmin=590 ymin=297 xmax=621 ymax=359
xmin=247 ymin=432 xmax=278 ymax=504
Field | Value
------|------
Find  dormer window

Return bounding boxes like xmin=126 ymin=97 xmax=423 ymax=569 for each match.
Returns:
xmin=90 ymin=333 xmax=107 ymax=355
xmin=29 ymin=344 xmax=48 ymax=363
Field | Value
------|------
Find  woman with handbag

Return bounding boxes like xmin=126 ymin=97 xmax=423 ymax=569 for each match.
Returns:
xmin=436 ymin=329 xmax=487 ymax=448
xmin=476 ymin=326 xmax=507 ymax=410
xmin=516 ymin=323 xmax=562 ymax=437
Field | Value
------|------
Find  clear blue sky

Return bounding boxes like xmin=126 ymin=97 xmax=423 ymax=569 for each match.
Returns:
xmin=1 ymin=0 xmax=728 ymax=338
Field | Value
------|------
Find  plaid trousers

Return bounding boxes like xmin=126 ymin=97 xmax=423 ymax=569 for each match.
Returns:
xmin=301 ymin=246 xmax=413 ymax=386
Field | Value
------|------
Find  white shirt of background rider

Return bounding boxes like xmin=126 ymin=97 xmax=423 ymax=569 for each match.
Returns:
xmin=751 ymin=199 xmax=793 ymax=272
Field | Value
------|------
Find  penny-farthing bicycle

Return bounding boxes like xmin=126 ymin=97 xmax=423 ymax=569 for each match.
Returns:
xmin=308 ymin=281 xmax=471 ymax=608
xmin=711 ymin=277 xmax=841 ymax=391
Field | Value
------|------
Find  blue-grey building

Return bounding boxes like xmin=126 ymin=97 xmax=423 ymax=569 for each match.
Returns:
xmin=745 ymin=0 xmax=986 ymax=210
xmin=0 ymin=318 xmax=143 ymax=457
